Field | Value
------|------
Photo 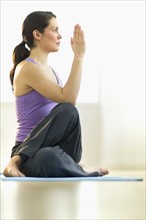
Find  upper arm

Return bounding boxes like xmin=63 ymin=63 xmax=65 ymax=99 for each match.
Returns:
xmin=16 ymin=62 xmax=66 ymax=103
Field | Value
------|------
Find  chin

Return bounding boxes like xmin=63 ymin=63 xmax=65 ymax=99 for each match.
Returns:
xmin=47 ymin=47 xmax=60 ymax=53
xmin=52 ymin=48 xmax=60 ymax=52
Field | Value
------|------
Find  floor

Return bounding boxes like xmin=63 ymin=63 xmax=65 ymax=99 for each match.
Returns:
xmin=1 ymin=170 xmax=145 ymax=220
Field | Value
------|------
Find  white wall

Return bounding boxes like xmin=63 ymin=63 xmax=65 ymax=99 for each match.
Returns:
xmin=1 ymin=1 xmax=145 ymax=171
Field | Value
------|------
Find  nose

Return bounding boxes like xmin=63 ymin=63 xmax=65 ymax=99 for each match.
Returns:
xmin=58 ymin=33 xmax=62 ymax=39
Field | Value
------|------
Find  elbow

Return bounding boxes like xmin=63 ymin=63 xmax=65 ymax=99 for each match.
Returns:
xmin=61 ymin=89 xmax=77 ymax=105
xmin=64 ymin=97 xmax=76 ymax=106
xmin=69 ymin=100 xmax=76 ymax=106
xmin=57 ymin=95 xmax=76 ymax=106
xmin=65 ymin=94 xmax=77 ymax=106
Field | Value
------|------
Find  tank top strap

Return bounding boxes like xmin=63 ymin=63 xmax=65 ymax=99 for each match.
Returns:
xmin=25 ymin=57 xmax=38 ymax=65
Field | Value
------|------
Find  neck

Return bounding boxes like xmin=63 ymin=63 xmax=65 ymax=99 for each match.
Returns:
xmin=29 ymin=48 xmax=49 ymax=65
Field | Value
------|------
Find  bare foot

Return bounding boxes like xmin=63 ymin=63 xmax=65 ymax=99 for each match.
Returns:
xmin=79 ymin=163 xmax=109 ymax=176
xmin=96 ymin=167 xmax=109 ymax=176
xmin=3 ymin=155 xmax=25 ymax=177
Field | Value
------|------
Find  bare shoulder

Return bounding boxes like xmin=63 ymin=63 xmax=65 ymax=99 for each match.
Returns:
xmin=15 ymin=60 xmax=40 ymax=77
xmin=14 ymin=59 xmax=44 ymax=85
xmin=14 ymin=60 xmax=43 ymax=96
xmin=14 ymin=59 xmax=64 ymax=102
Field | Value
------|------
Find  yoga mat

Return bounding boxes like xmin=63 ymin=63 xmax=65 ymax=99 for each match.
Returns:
xmin=0 ymin=174 xmax=143 ymax=182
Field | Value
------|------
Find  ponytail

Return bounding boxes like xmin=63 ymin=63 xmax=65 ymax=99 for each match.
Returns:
xmin=10 ymin=41 xmax=30 ymax=86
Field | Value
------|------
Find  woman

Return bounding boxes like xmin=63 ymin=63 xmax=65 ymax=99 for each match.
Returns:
xmin=3 ymin=11 xmax=109 ymax=177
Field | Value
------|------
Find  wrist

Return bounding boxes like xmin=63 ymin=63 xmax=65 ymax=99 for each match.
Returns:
xmin=73 ymin=55 xmax=84 ymax=61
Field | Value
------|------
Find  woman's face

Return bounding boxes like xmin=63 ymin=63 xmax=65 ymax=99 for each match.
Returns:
xmin=37 ymin=17 xmax=62 ymax=52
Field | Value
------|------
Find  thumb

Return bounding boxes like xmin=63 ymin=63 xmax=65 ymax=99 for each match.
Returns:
xmin=70 ymin=37 xmax=73 ymax=45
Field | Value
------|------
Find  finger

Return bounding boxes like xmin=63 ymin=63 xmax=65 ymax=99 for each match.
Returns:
xmin=77 ymin=25 xmax=82 ymax=39
xmin=70 ymin=37 xmax=73 ymax=45
xmin=79 ymin=29 xmax=85 ymax=42
xmin=73 ymin=24 xmax=78 ymax=40
xmin=77 ymin=25 xmax=85 ymax=42
xmin=73 ymin=24 xmax=80 ymax=40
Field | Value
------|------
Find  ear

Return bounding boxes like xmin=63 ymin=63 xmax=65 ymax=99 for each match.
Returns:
xmin=32 ymin=30 xmax=41 ymax=41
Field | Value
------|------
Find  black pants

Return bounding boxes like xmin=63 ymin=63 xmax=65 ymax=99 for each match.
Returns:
xmin=12 ymin=103 xmax=99 ymax=177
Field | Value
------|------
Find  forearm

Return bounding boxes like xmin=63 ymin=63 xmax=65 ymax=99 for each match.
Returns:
xmin=63 ymin=56 xmax=84 ymax=105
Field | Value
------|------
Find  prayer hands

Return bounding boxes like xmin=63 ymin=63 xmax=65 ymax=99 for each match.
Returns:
xmin=71 ymin=24 xmax=86 ymax=58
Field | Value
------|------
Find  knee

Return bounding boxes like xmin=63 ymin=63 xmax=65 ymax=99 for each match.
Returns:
xmin=59 ymin=103 xmax=79 ymax=121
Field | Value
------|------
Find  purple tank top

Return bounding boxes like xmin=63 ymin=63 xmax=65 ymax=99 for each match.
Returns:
xmin=15 ymin=58 xmax=63 ymax=142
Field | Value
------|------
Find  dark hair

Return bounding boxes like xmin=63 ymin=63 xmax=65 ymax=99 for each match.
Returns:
xmin=10 ymin=11 xmax=56 ymax=86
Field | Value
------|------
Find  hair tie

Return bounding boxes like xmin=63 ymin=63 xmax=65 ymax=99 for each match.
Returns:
xmin=21 ymin=40 xmax=30 ymax=50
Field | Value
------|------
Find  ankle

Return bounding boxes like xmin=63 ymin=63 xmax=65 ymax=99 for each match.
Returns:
xmin=11 ymin=155 xmax=22 ymax=166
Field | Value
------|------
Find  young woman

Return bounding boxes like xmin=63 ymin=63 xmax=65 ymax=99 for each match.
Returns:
xmin=3 ymin=11 xmax=109 ymax=177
